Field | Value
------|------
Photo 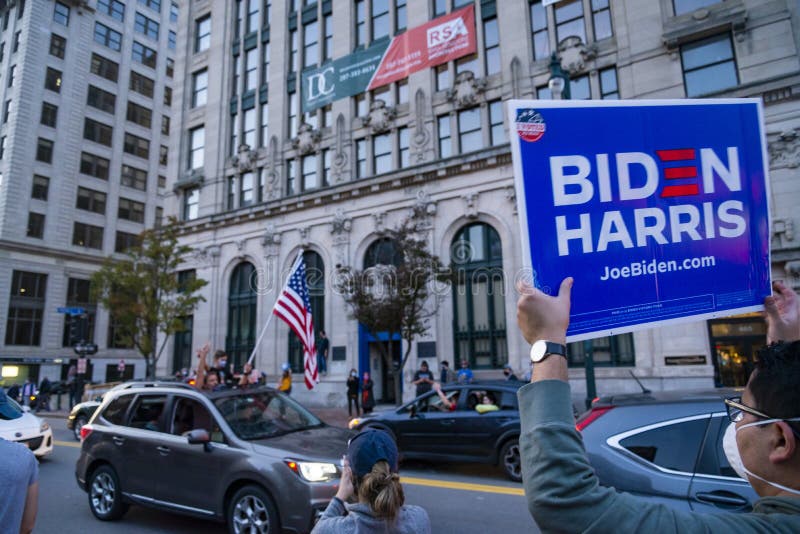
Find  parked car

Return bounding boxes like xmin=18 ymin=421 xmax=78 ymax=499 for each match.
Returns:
xmin=577 ymin=388 xmax=758 ymax=514
xmin=0 ymin=396 xmax=53 ymax=458
xmin=75 ymin=383 xmax=351 ymax=533
xmin=349 ymin=380 xmax=525 ymax=481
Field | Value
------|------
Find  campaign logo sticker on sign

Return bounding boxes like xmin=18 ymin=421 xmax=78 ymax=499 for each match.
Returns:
xmin=507 ymin=99 xmax=772 ymax=341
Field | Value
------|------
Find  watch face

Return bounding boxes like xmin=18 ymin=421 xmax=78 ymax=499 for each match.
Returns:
xmin=530 ymin=340 xmax=547 ymax=363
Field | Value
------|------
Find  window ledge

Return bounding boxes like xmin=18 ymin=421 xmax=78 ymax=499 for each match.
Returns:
xmin=662 ymin=0 xmax=747 ymax=50
xmin=174 ymin=169 xmax=204 ymax=191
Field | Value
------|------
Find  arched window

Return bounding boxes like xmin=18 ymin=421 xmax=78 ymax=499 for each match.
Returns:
xmin=288 ymin=251 xmax=325 ymax=372
xmin=451 ymin=223 xmax=507 ymax=369
xmin=227 ymin=262 xmax=257 ymax=368
xmin=363 ymin=237 xmax=402 ymax=269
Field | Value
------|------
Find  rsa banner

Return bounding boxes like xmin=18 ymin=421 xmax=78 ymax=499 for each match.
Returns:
xmin=302 ymin=5 xmax=476 ymax=113
xmin=507 ymin=99 xmax=772 ymax=341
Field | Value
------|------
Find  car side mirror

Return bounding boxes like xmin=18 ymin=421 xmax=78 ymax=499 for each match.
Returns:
xmin=187 ymin=429 xmax=211 ymax=449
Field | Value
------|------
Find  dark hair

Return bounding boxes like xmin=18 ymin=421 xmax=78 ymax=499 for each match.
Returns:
xmin=206 ymin=368 xmax=221 ymax=382
xmin=213 ymin=350 xmax=227 ymax=360
xmin=750 ymin=341 xmax=800 ymax=434
xmin=420 ymin=360 xmax=428 ymax=367
xmin=441 ymin=360 xmax=449 ymax=366
xmin=356 ymin=460 xmax=404 ymax=521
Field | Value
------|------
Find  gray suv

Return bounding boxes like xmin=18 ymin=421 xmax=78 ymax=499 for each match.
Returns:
xmin=577 ymin=388 xmax=758 ymax=513
xmin=75 ymin=383 xmax=351 ymax=533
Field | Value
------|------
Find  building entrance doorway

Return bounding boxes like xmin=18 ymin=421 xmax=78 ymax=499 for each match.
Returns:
xmin=708 ymin=317 xmax=766 ymax=387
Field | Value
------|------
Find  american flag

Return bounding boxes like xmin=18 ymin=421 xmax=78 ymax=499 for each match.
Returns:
xmin=273 ymin=255 xmax=318 ymax=389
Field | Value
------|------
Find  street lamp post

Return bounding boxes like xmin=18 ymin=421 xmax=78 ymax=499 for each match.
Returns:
xmin=548 ymin=51 xmax=595 ymax=408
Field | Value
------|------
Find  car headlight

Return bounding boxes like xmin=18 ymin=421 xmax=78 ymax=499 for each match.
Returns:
xmin=40 ymin=421 xmax=50 ymax=432
xmin=348 ymin=418 xmax=360 ymax=429
xmin=285 ymin=460 xmax=338 ymax=482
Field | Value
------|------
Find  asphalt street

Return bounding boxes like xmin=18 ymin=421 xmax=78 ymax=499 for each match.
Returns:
xmin=35 ymin=416 xmax=539 ymax=534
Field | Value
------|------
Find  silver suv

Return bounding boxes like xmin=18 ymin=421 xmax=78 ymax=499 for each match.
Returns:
xmin=75 ymin=383 xmax=351 ymax=533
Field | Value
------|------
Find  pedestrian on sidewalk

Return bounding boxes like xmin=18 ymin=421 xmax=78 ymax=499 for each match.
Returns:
xmin=412 ymin=361 xmax=434 ymax=398
xmin=21 ymin=378 xmax=35 ymax=408
xmin=278 ymin=363 xmax=292 ymax=395
xmin=361 ymin=372 xmax=375 ymax=414
xmin=439 ymin=360 xmax=456 ymax=384
xmin=0 ymin=388 xmax=39 ymax=534
xmin=317 ymin=331 xmax=329 ymax=375
xmin=312 ymin=429 xmax=431 ymax=533
xmin=347 ymin=369 xmax=360 ymax=417
xmin=457 ymin=360 xmax=473 ymax=384
xmin=36 ymin=377 xmax=51 ymax=412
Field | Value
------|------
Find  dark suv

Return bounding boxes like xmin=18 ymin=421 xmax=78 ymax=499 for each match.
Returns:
xmin=349 ymin=380 xmax=525 ymax=481
xmin=75 ymin=383 xmax=351 ymax=533
xmin=577 ymin=388 xmax=758 ymax=513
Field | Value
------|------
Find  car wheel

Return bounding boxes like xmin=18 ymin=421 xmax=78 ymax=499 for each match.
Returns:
xmin=500 ymin=439 xmax=522 ymax=482
xmin=228 ymin=485 xmax=279 ymax=534
xmin=88 ymin=465 xmax=128 ymax=521
xmin=73 ymin=415 xmax=87 ymax=441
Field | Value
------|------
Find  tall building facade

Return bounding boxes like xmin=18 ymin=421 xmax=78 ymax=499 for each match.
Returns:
xmin=0 ymin=0 xmax=178 ymax=386
xmin=167 ymin=0 xmax=800 ymax=405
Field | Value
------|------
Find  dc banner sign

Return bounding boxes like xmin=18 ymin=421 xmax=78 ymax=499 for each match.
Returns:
xmin=507 ymin=99 xmax=772 ymax=342
xmin=302 ymin=5 xmax=476 ymax=114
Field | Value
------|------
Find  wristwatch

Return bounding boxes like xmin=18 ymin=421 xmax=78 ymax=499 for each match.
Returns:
xmin=530 ymin=340 xmax=567 ymax=363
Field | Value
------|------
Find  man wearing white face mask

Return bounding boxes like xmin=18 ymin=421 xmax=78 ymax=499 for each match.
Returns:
xmin=515 ymin=278 xmax=800 ymax=532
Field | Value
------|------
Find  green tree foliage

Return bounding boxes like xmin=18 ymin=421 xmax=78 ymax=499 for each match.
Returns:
xmin=335 ymin=219 xmax=447 ymax=405
xmin=91 ymin=218 xmax=208 ymax=378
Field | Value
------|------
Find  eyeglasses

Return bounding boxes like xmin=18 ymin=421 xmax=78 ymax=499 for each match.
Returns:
xmin=724 ymin=396 xmax=771 ymax=423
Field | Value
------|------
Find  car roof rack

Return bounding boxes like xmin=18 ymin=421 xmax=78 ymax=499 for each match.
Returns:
xmin=118 ymin=381 xmax=195 ymax=391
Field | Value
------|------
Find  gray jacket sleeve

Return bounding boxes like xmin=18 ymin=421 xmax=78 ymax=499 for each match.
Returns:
xmin=311 ymin=498 xmax=353 ymax=534
xmin=518 ymin=380 xmax=799 ymax=533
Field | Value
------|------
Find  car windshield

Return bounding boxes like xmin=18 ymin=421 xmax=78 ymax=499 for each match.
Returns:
xmin=214 ymin=391 xmax=322 ymax=440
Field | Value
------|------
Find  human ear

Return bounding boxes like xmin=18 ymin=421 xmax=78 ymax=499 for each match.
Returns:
xmin=768 ymin=421 xmax=797 ymax=463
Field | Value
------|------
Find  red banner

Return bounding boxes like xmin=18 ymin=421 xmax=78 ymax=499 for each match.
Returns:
xmin=368 ymin=5 xmax=477 ymax=90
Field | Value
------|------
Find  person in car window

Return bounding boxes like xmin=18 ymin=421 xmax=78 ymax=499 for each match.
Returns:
xmin=194 ymin=342 xmax=226 ymax=392
xmin=312 ymin=429 xmax=431 ymax=533
xmin=432 ymin=382 xmax=458 ymax=412
xmin=475 ymin=393 xmax=499 ymax=414
xmin=516 ymin=278 xmax=800 ymax=532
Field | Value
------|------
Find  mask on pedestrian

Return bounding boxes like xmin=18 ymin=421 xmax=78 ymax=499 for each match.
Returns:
xmin=218 ymin=359 xmax=227 ymax=368
xmin=722 ymin=420 xmax=800 ymax=496
xmin=351 ymin=372 xmax=357 ymax=377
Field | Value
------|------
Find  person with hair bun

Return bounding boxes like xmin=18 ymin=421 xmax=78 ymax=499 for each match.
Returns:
xmin=312 ymin=429 xmax=430 ymax=533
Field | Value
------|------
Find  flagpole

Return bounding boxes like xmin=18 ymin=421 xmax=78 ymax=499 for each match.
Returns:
xmin=247 ymin=253 xmax=304 ymax=366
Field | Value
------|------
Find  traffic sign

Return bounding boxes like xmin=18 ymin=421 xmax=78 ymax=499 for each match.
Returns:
xmin=57 ymin=307 xmax=86 ymax=315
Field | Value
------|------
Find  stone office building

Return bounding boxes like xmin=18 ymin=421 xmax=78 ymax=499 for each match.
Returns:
xmin=165 ymin=0 xmax=800 ymax=406
xmin=0 ymin=0 xmax=178 ymax=386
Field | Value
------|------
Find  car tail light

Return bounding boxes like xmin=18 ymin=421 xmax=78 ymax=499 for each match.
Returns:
xmin=79 ymin=424 xmax=93 ymax=441
xmin=575 ymin=406 xmax=614 ymax=432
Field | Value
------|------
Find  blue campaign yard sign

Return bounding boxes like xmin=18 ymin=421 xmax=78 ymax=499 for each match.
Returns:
xmin=507 ymin=99 xmax=771 ymax=341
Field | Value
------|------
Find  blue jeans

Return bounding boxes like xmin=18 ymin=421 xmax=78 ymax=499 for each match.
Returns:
xmin=317 ymin=353 xmax=327 ymax=373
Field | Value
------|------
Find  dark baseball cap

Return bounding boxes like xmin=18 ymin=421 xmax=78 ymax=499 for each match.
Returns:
xmin=0 ymin=388 xmax=22 ymax=420
xmin=347 ymin=429 xmax=399 ymax=478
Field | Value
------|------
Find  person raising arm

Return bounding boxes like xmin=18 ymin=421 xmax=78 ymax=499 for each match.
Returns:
xmin=516 ymin=278 xmax=800 ymax=533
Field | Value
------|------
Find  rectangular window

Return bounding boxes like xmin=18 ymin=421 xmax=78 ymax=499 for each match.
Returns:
xmin=243 ymin=108 xmax=256 ymax=148
xmin=396 ymin=0 xmax=407 ymax=32
xmin=36 ymin=138 xmax=54 ymax=163
xmin=592 ymin=0 xmax=613 ymax=41
xmin=159 ymin=144 xmax=168 ymax=166
xmin=94 ymin=22 xmax=122 ymax=51
xmin=303 ymin=20 xmax=318 ymax=68
xmin=121 ymin=164 xmax=148 ymax=190
xmin=129 ymin=71 xmax=154 ymax=98
xmin=161 ymin=116 xmax=170 ymax=135
xmin=49 ymin=34 xmax=66 ymax=59
xmin=398 ymin=126 xmax=410 ymax=167
xmin=170 ymin=2 xmax=178 ymax=23
xmin=226 ymin=175 xmax=236 ymax=209
xmin=138 ymin=0 xmax=161 ymax=11
xmin=289 ymin=29 xmax=298 ymax=72
xmin=484 ymin=17 xmax=500 ymax=76
xmin=436 ymin=64 xmax=450 ymax=91
xmin=356 ymin=138 xmax=367 ymax=179
xmin=12 ymin=31 xmax=19 ymax=53
xmin=134 ymin=12 xmax=159 ymax=40
xmin=372 ymin=0 xmax=389 ymax=41
xmin=195 ymin=15 xmax=211 ymax=52
xmin=354 ymin=94 xmax=367 ymax=117
xmin=238 ymin=171 xmax=253 ymax=206
xmin=230 ymin=113 xmax=239 ymax=156
xmin=183 ymin=187 xmax=199 ymax=220
xmin=7 ymin=65 xmax=14 ymax=88
xmin=530 ymin=1 xmax=550 ymax=60
xmin=115 ymin=231 xmax=140 ymax=253
xmin=72 ymin=222 xmax=104 ymax=249
xmin=123 ymin=132 xmax=150 ymax=159
xmin=0 ymin=136 xmax=5 ymax=159
xmin=2 ymin=100 xmax=10 ymax=124
xmin=118 ymin=198 xmax=145 ymax=223
xmin=54 ymin=1 xmax=70 ymax=25
xmin=489 ymin=100 xmax=506 ymax=145
xmin=32 ymin=175 xmax=49 ymax=200
xmin=5 ymin=271 xmax=47 ymax=346
xmin=456 ymin=53 xmax=478 ymax=76
xmin=458 ymin=107 xmax=481 ymax=153
xmin=244 ymin=47 xmax=258 ymax=92
xmin=322 ymin=148 xmax=332 ymax=187
xmin=189 ymin=126 xmax=205 ymax=169
xmin=288 ymin=92 xmax=298 ymax=138
xmin=355 ymin=0 xmax=366 ymax=47
xmin=674 ymin=0 xmax=719 ymax=16
xmin=27 ymin=212 xmax=44 ymax=239
xmin=682 ymin=34 xmax=738 ymax=97
xmin=301 ymin=155 xmax=317 ymax=191
xmin=158 ymin=174 xmax=166 ymax=188
xmin=91 ymin=54 xmax=119 ymax=82
xmin=76 ymin=187 xmax=107 ymax=214
xmin=286 ymin=159 xmax=296 ymax=195
xmin=570 ymin=74 xmax=590 ymax=99
xmin=555 ymin=0 xmax=587 ymax=44
xmin=155 ymin=206 xmax=163 ymax=227
xmin=40 ymin=102 xmax=58 ymax=128
xmin=45 ymin=67 xmax=62 ymax=93
xmin=567 ymin=334 xmax=635 ymax=368
xmin=164 ymin=86 xmax=172 ymax=106
xmin=87 ymin=85 xmax=116 ymax=114
xmin=80 ymin=153 xmax=110 ymax=180
xmin=192 ymin=69 xmax=208 ymax=107
xmin=323 ymin=13 xmax=333 ymax=61
xmin=438 ymin=114 xmax=451 ymax=158
xmin=261 ymin=41 xmax=270 ymax=84
xmin=126 ymin=101 xmax=152 ymax=128
xmin=166 ymin=58 xmax=174 ymax=78
xmin=62 ymin=278 xmax=96 ymax=347
xmin=132 ymin=41 xmax=157 ymax=68
xmin=260 ymin=103 xmax=269 ymax=147
xmin=373 ymin=133 xmax=392 ymax=175
xmin=84 ymin=118 xmax=113 ymax=147
xmin=246 ymin=0 xmax=259 ymax=34
xmin=600 ymin=67 xmax=619 ymax=99
xmin=98 ymin=0 xmax=125 ymax=22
